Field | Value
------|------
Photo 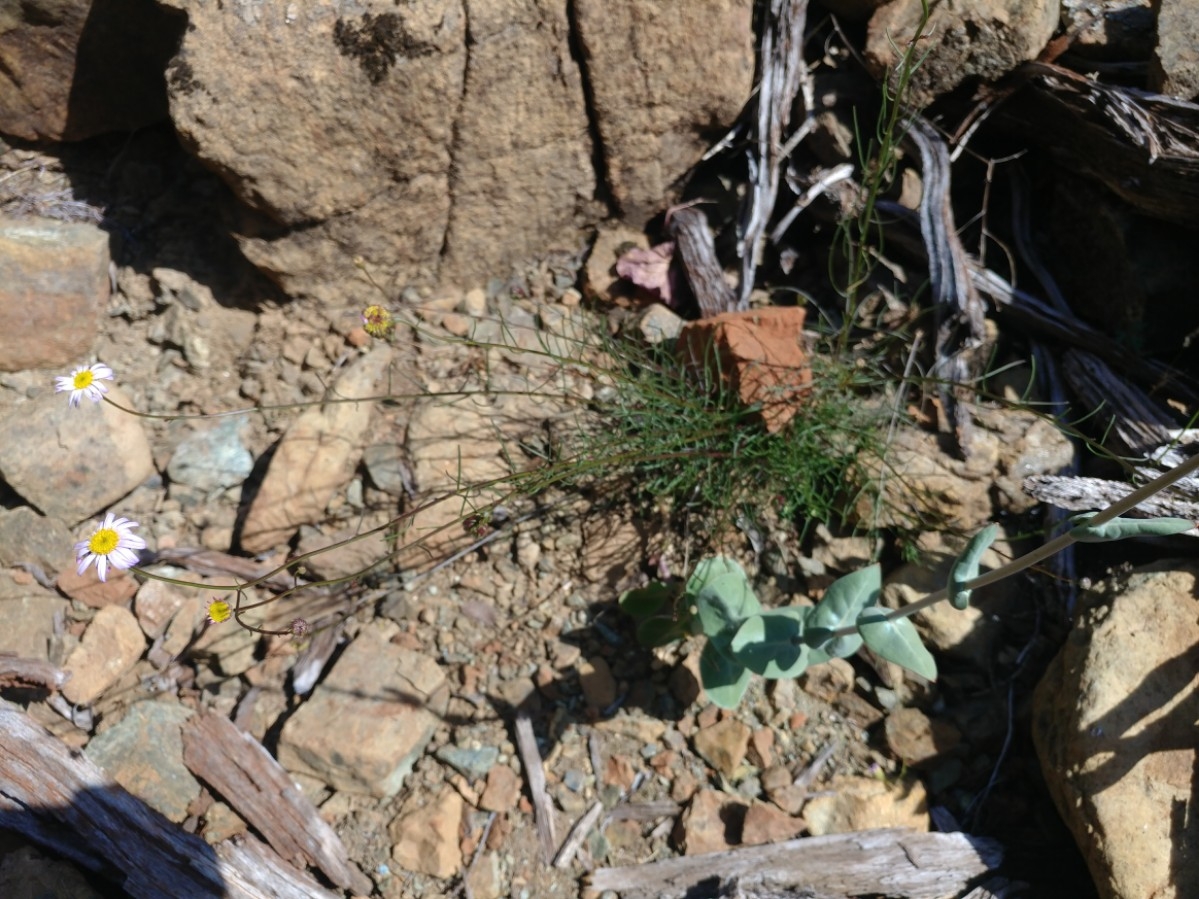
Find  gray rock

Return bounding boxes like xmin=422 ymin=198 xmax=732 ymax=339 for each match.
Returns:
xmin=435 ymin=743 xmax=500 ymax=781
xmin=362 ymin=443 xmax=410 ymax=497
xmin=0 ymin=506 xmax=75 ymax=576
xmin=0 ymin=586 xmax=67 ymax=663
xmin=0 ymin=216 xmax=108 ymax=372
xmin=278 ymin=623 xmax=448 ymax=797
xmin=865 ymin=0 xmax=1058 ymax=107
xmin=167 ymin=416 xmax=253 ymax=493
xmin=1152 ymin=0 xmax=1199 ymax=99
xmin=0 ymin=385 xmax=154 ymax=524
xmin=637 ymin=303 xmax=684 ymax=344
xmin=85 ymin=700 xmax=200 ymax=823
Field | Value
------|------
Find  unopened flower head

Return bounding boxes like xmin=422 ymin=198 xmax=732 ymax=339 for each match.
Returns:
xmin=75 ymin=512 xmax=146 ymax=582
xmin=362 ymin=305 xmax=395 ymax=339
xmin=54 ymin=363 xmax=114 ymax=407
xmin=290 ymin=617 xmax=311 ymax=638
xmin=207 ymin=599 xmax=232 ymax=624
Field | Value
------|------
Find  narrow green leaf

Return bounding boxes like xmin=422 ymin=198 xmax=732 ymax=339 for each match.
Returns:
xmin=699 ymin=640 xmax=752 ymax=709
xmin=689 ymin=557 xmax=761 ymax=638
xmin=729 ymin=608 xmax=811 ymax=679
xmin=619 ymin=581 xmax=675 ymax=619
xmin=805 ymin=564 xmax=880 ymax=657
xmin=857 ymin=607 xmax=937 ymax=681
xmin=947 ymin=523 xmax=998 ymax=610
xmin=1068 ymin=514 xmax=1198 ymax=543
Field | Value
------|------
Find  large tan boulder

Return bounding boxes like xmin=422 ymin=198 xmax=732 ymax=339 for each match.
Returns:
xmin=1035 ymin=563 xmax=1199 ymax=899
xmin=0 ymin=0 xmax=182 ymax=141
xmin=160 ymin=0 xmax=755 ymax=300
xmin=573 ymin=0 xmax=755 ymax=222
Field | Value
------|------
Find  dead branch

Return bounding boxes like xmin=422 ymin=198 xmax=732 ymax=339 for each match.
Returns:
xmin=0 ymin=707 xmax=337 ymax=899
xmin=739 ymin=0 xmax=813 ymax=307
xmin=908 ymin=118 xmax=986 ymax=456
xmin=181 ymin=709 xmax=371 ymax=894
xmin=588 ymin=827 xmax=1002 ymax=899
xmin=514 ymin=713 xmax=558 ymax=865
xmin=670 ymin=206 xmax=737 ymax=317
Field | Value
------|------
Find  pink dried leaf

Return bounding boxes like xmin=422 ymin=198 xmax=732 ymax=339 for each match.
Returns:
xmin=616 ymin=242 xmax=676 ymax=304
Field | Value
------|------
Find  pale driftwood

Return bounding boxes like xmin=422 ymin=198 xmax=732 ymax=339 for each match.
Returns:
xmin=552 ymin=799 xmax=603 ymax=868
xmin=514 ymin=713 xmax=557 ymax=865
xmin=588 ymin=827 xmax=1002 ymax=899
xmin=908 ymin=118 xmax=985 ymax=457
xmin=0 ymin=654 xmax=67 ymax=692
xmin=1013 ymin=61 xmax=1199 ymax=227
xmin=181 ymin=709 xmax=371 ymax=895
xmin=739 ymin=0 xmax=813 ymax=307
xmin=290 ymin=621 xmax=341 ymax=696
xmin=1021 ymin=348 xmax=1199 ymax=525
xmin=1023 ymin=475 xmax=1199 ymax=524
xmin=669 ymin=206 xmax=736 ymax=317
xmin=214 ymin=833 xmax=343 ymax=899
xmin=0 ymin=707 xmax=338 ymax=899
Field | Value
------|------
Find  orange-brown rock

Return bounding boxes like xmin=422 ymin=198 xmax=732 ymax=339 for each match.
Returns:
xmin=677 ymin=306 xmax=812 ymax=433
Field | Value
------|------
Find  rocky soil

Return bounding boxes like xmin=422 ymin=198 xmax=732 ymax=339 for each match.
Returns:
xmin=0 ymin=128 xmax=1096 ymax=899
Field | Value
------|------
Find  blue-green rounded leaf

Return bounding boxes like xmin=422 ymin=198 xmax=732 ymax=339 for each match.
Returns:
xmin=730 ymin=608 xmax=811 ymax=679
xmin=948 ymin=523 xmax=998 ymax=610
xmin=805 ymin=564 xmax=880 ymax=657
xmin=689 ymin=557 xmax=761 ymax=638
xmin=1068 ymin=514 xmax=1197 ymax=543
xmin=619 ymin=581 xmax=675 ymax=619
xmin=857 ymin=607 xmax=936 ymax=681
xmin=636 ymin=616 xmax=691 ymax=648
xmin=699 ymin=640 xmax=752 ymax=709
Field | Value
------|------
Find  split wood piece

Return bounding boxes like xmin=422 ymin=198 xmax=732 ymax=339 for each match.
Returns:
xmin=966 ymin=263 xmax=1199 ymax=409
xmin=1023 ymin=474 xmax=1199 ymax=524
xmin=1060 ymin=350 xmax=1181 ymax=457
xmin=738 ymin=0 xmax=814 ymax=307
xmin=290 ymin=621 xmax=341 ymax=696
xmin=1014 ymin=61 xmax=1199 ymax=227
xmin=181 ymin=708 xmax=372 ymax=895
xmin=669 ymin=206 xmax=736 ymax=318
xmin=0 ymin=653 xmax=67 ymax=692
xmin=553 ymin=799 xmax=604 ymax=868
xmin=0 ymin=707 xmax=337 ymax=899
xmin=1023 ymin=349 xmax=1199 ymax=524
xmin=588 ymin=827 xmax=1003 ymax=899
xmin=215 ymin=832 xmax=342 ymax=899
xmin=908 ymin=117 xmax=986 ymax=458
xmin=514 ymin=713 xmax=558 ymax=865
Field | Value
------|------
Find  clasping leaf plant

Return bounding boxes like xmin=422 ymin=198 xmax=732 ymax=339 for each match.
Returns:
xmin=621 ymin=457 xmax=1199 ymax=708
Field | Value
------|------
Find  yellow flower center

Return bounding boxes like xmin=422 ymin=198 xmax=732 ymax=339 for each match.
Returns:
xmin=88 ymin=528 xmax=119 ymax=555
xmin=208 ymin=600 xmax=232 ymax=623
xmin=363 ymin=305 xmax=394 ymax=338
xmin=73 ymin=370 xmax=95 ymax=390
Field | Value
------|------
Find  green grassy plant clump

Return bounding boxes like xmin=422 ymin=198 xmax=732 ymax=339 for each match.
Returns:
xmin=569 ymin=328 xmax=890 ymax=540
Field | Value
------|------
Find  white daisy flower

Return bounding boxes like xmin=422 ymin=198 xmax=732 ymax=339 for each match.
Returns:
xmin=75 ymin=513 xmax=146 ymax=582
xmin=54 ymin=363 xmax=114 ymax=407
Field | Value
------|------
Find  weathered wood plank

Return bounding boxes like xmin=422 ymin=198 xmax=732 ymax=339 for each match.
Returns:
xmin=181 ymin=708 xmax=371 ymax=894
xmin=588 ymin=827 xmax=1002 ymax=899
xmin=0 ymin=707 xmax=338 ymax=899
